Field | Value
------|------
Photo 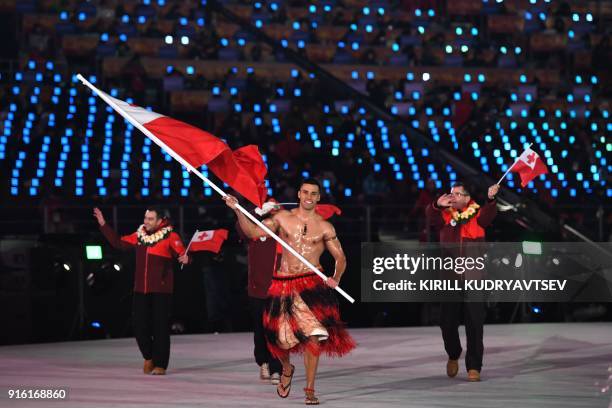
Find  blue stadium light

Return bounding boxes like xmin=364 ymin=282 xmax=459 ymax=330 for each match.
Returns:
xmin=180 ymin=17 xmax=187 ymax=26
xmin=220 ymin=38 xmax=228 ymax=47
xmin=255 ymin=20 xmax=263 ymax=28
xmin=471 ymin=27 xmax=478 ymax=36
xmin=572 ymin=13 xmax=579 ymax=22
xmin=270 ymin=2 xmax=279 ymax=11
xmin=464 ymin=73 xmax=472 ymax=82
xmin=351 ymin=42 xmax=360 ymax=50
xmin=515 ymin=47 xmax=521 ymax=54
xmin=121 ymin=14 xmax=129 ymax=23
xmin=415 ymin=8 xmax=422 ymax=17
xmin=197 ymin=17 xmax=205 ymax=26
xmin=500 ymin=46 xmax=507 ymax=54
xmin=586 ymin=13 xmax=593 ymax=22
xmin=455 ymin=27 xmax=463 ymax=35
xmin=297 ymin=40 xmax=305 ymax=48
xmin=539 ymin=12 xmax=546 ymax=21
xmin=181 ymin=36 xmax=189 ymax=45
xmin=461 ymin=45 xmax=468 ymax=53
xmin=292 ymin=21 xmax=300 ymax=30
xmin=417 ymin=26 xmax=425 ymax=34
xmin=281 ymin=39 xmax=288 ymax=47
xmin=445 ymin=45 xmax=452 ymax=53
xmin=186 ymin=66 xmax=194 ymax=75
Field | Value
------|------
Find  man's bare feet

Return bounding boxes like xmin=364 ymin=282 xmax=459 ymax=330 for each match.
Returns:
xmin=277 ymin=364 xmax=295 ymax=398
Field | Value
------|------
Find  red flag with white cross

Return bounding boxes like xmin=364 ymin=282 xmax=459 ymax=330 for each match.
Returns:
xmin=187 ymin=229 xmax=229 ymax=253
xmin=511 ymin=147 xmax=549 ymax=187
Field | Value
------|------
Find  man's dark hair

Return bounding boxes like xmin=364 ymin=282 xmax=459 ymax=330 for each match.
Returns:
xmin=299 ymin=177 xmax=322 ymax=193
xmin=145 ymin=206 xmax=167 ymax=220
xmin=451 ymin=182 xmax=471 ymax=196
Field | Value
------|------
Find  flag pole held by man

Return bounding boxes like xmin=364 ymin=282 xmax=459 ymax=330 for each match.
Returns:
xmin=77 ymin=74 xmax=355 ymax=304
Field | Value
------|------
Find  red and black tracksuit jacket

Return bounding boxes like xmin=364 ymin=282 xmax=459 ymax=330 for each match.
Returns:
xmin=100 ymin=222 xmax=186 ymax=294
xmin=425 ymin=199 xmax=497 ymax=279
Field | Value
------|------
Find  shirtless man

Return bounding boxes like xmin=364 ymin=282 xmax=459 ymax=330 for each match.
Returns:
xmin=224 ymin=178 xmax=355 ymax=405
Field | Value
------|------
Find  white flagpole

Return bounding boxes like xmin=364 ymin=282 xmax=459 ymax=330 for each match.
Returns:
xmin=496 ymin=143 xmax=533 ymax=185
xmin=77 ymin=74 xmax=355 ymax=303
xmin=181 ymin=229 xmax=199 ymax=270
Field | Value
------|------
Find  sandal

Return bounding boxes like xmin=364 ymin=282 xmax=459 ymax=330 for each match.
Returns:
xmin=304 ymin=388 xmax=319 ymax=405
xmin=276 ymin=364 xmax=295 ymax=398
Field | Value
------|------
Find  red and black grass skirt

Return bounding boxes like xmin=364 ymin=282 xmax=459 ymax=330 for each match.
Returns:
xmin=263 ymin=271 xmax=356 ymax=359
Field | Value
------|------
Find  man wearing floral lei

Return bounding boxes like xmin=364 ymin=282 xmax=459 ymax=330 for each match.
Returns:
xmin=426 ymin=182 xmax=499 ymax=383
xmin=93 ymin=207 xmax=189 ymax=376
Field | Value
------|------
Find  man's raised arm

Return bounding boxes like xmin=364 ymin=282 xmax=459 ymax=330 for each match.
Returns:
xmin=223 ymin=195 xmax=280 ymax=239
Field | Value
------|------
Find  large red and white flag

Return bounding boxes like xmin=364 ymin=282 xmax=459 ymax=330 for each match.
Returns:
xmin=187 ymin=229 xmax=229 ymax=253
xmin=87 ymin=88 xmax=267 ymax=207
xmin=511 ymin=146 xmax=549 ymax=187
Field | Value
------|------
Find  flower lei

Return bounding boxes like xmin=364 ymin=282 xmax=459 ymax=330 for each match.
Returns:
xmin=136 ymin=224 xmax=173 ymax=246
xmin=447 ymin=201 xmax=480 ymax=226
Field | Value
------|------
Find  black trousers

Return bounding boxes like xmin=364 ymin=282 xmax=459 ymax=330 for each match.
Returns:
xmin=132 ymin=293 xmax=172 ymax=369
xmin=249 ymin=297 xmax=281 ymax=374
xmin=440 ymin=301 xmax=486 ymax=372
